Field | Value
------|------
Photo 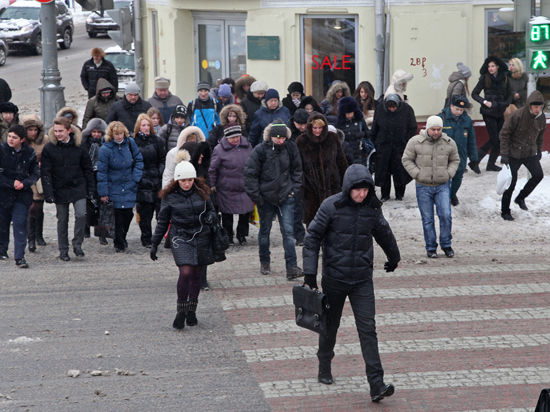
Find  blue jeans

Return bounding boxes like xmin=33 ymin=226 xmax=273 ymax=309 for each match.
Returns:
xmin=415 ymin=182 xmax=452 ymax=252
xmin=0 ymin=201 xmax=30 ymax=260
xmin=258 ymin=197 xmax=297 ymax=270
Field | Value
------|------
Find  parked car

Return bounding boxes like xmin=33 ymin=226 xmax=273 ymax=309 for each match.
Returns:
xmin=0 ymin=38 xmax=7 ymax=66
xmin=0 ymin=1 xmax=73 ymax=55
xmin=105 ymin=45 xmax=135 ymax=94
xmin=86 ymin=0 xmax=131 ymax=38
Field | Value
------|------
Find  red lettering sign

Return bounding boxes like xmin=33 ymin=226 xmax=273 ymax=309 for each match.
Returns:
xmin=311 ymin=55 xmax=353 ymax=70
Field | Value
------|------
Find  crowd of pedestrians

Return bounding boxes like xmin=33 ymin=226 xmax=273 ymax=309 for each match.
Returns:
xmin=0 ymin=47 xmax=547 ymax=404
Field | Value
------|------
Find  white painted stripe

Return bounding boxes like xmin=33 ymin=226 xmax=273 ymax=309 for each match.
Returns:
xmin=463 ymin=409 xmax=530 ymax=412
xmin=233 ymin=306 xmax=550 ymax=336
xmin=216 ymin=263 xmax=550 ymax=289
xmin=222 ymin=283 xmax=550 ymax=310
xmin=259 ymin=366 xmax=550 ymax=398
xmin=243 ymin=333 xmax=550 ymax=363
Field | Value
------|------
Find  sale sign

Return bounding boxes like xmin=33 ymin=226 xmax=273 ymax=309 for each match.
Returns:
xmin=312 ymin=55 xmax=353 ymax=70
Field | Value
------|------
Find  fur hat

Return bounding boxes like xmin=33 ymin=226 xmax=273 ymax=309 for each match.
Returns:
xmin=293 ymin=108 xmax=309 ymax=124
xmin=265 ymin=89 xmax=279 ymax=102
xmin=287 ymin=81 xmax=304 ymax=94
xmin=0 ymin=101 xmax=18 ymax=113
xmin=426 ymin=115 xmax=443 ymax=130
xmin=174 ymin=150 xmax=197 ymax=180
xmin=218 ymin=83 xmax=232 ymax=98
xmin=338 ymin=96 xmax=360 ymax=114
xmin=8 ymin=124 xmax=26 ymax=140
xmin=456 ymin=62 xmax=471 ymax=78
xmin=250 ymin=80 xmax=268 ymax=93
xmin=125 ymin=82 xmax=140 ymax=95
xmin=154 ymin=76 xmax=170 ymax=89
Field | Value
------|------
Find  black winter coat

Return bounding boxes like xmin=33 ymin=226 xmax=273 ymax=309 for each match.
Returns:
xmin=80 ymin=58 xmax=119 ymax=99
xmin=282 ymin=94 xmax=301 ymax=115
xmin=303 ymin=164 xmax=400 ymax=284
xmin=0 ymin=142 xmax=40 ymax=208
xmin=151 ymin=187 xmax=216 ymax=266
xmin=134 ymin=131 xmax=165 ymax=204
xmin=371 ymin=101 xmax=417 ymax=187
xmin=244 ymin=125 xmax=302 ymax=207
xmin=41 ymin=134 xmax=94 ymax=204
xmin=337 ymin=114 xmax=368 ymax=165
xmin=471 ymin=60 xmax=512 ymax=119
xmin=106 ymin=97 xmax=152 ymax=135
xmin=241 ymin=91 xmax=262 ymax=133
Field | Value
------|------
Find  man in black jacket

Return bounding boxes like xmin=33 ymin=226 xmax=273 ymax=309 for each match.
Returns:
xmin=244 ymin=121 xmax=303 ymax=279
xmin=80 ymin=47 xmax=119 ymax=99
xmin=0 ymin=125 xmax=40 ymax=268
xmin=106 ymin=82 xmax=152 ymax=135
xmin=41 ymin=117 xmax=94 ymax=261
xmin=303 ymin=163 xmax=400 ymax=403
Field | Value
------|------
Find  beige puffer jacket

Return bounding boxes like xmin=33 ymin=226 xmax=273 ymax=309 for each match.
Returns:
xmin=402 ymin=129 xmax=460 ymax=186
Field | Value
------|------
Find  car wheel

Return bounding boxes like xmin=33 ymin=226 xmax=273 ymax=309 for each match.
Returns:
xmin=88 ymin=31 xmax=97 ymax=38
xmin=60 ymin=28 xmax=71 ymax=50
xmin=0 ymin=47 xmax=6 ymax=66
xmin=34 ymin=33 xmax=42 ymax=55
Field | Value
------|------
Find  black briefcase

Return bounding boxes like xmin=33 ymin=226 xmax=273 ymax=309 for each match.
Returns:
xmin=536 ymin=388 xmax=550 ymax=412
xmin=292 ymin=284 xmax=330 ymax=336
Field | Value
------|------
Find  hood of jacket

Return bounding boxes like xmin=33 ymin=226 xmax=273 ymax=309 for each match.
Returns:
xmin=95 ymin=78 xmax=117 ymax=98
xmin=179 ymin=141 xmax=211 ymax=170
xmin=55 ymin=106 xmax=79 ymax=126
xmin=304 ymin=112 xmax=329 ymax=143
xmin=340 ymin=164 xmax=379 ymax=206
xmin=479 ymin=56 xmax=509 ymax=76
xmin=526 ymin=90 xmax=546 ymax=118
xmin=175 ymin=126 xmax=206 ymax=150
xmin=390 ymin=70 xmax=414 ymax=91
xmin=325 ymin=81 xmax=351 ymax=104
xmin=299 ymin=95 xmax=322 ymax=113
xmin=219 ymin=104 xmax=247 ymax=126
xmin=20 ymin=114 xmax=45 ymax=145
xmin=47 ymin=124 xmax=83 ymax=147
xmin=82 ymin=118 xmax=107 ymax=140
xmin=262 ymin=122 xmax=291 ymax=143
xmin=235 ymin=75 xmax=256 ymax=100
xmin=448 ymin=71 xmax=467 ymax=82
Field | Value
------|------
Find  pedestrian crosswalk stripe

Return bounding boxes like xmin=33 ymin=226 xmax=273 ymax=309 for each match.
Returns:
xmin=216 ymin=263 xmax=550 ymax=288
xmin=243 ymin=333 xmax=550 ymax=362
xmin=222 ymin=283 xmax=550 ymax=310
xmin=233 ymin=306 xmax=550 ymax=336
xmin=259 ymin=366 xmax=550 ymax=398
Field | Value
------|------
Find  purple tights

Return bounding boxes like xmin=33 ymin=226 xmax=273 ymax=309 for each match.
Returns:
xmin=177 ymin=265 xmax=203 ymax=303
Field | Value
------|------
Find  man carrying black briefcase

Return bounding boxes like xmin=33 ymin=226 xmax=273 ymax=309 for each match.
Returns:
xmin=302 ymin=164 xmax=401 ymax=403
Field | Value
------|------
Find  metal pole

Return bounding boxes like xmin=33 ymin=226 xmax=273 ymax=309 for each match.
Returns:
xmin=133 ymin=0 xmax=144 ymax=94
xmin=383 ymin=12 xmax=391 ymax=94
xmin=39 ymin=1 xmax=65 ymax=129
xmin=374 ymin=0 xmax=385 ymax=99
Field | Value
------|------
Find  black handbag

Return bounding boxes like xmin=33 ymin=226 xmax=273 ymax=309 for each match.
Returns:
xmin=94 ymin=201 xmax=115 ymax=239
xmin=210 ymin=220 xmax=229 ymax=262
xmin=536 ymin=388 xmax=550 ymax=412
xmin=292 ymin=284 xmax=330 ymax=336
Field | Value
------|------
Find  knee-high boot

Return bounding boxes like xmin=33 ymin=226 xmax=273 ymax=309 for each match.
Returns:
xmin=185 ymin=300 xmax=198 ymax=326
xmin=35 ymin=211 xmax=47 ymax=246
xmin=173 ymin=302 xmax=186 ymax=329
xmin=27 ymin=216 xmax=36 ymax=252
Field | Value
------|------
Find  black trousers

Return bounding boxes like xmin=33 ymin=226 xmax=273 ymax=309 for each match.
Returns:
xmin=318 ymin=276 xmax=384 ymax=389
xmin=501 ymin=155 xmax=543 ymax=214
xmin=221 ymin=212 xmax=250 ymax=239
xmin=136 ymin=201 xmax=158 ymax=245
xmin=114 ymin=208 xmax=134 ymax=249
xmin=480 ymin=115 xmax=504 ymax=166
xmin=293 ymin=189 xmax=305 ymax=243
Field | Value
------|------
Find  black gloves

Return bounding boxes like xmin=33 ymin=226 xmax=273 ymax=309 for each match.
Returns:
xmin=536 ymin=151 xmax=542 ymax=161
xmin=303 ymin=274 xmax=318 ymax=290
xmin=384 ymin=261 xmax=398 ymax=272
xmin=150 ymin=244 xmax=158 ymax=261
xmin=45 ymin=197 xmax=55 ymax=204
xmin=204 ymin=211 xmax=217 ymax=225
xmin=468 ymin=161 xmax=481 ymax=175
xmin=500 ymin=155 xmax=509 ymax=165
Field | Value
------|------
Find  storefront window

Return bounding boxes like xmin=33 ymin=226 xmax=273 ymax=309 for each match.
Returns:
xmin=486 ymin=9 xmax=525 ymax=60
xmin=197 ymin=22 xmax=223 ymax=87
xmin=228 ymin=25 xmax=246 ymax=79
xmin=301 ymin=16 xmax=357 ymax=102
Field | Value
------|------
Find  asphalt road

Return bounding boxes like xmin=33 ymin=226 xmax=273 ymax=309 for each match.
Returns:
xmin=1 ymin=22 xmax=117 ymax=115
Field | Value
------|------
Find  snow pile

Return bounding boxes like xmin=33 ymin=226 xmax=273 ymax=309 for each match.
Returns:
xmin=7 ymin=336 xmax=42 ymax=344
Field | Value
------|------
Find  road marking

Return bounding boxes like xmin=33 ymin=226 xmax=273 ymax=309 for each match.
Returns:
xmin=233 ymin=306 xmax=550 ymax=336
xmin=259 ymin=366 xmax=550 ymax=398
xmin=222 ymin=283 xmax=550 ymax=310
xmin=243 ymin=333 xmax=550 ymax=362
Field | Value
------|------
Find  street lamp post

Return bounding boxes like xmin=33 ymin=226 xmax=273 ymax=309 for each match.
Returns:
xmin=39 ymin=0 xmax=65 ymax=129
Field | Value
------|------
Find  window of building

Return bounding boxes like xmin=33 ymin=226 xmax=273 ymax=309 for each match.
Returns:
xmin=300 ymin=15 xmax=357 ymax=102
xmin=486 ymin=8 xmax=525 ymax=60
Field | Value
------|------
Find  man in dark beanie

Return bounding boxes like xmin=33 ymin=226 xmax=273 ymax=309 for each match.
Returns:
xmin=249 ymin=89 xmax=291 ymax=146
xmin=0 ymin=124 xmax=40 ymax=267
xmin=303 ymin=163 xmax=400 ymax=403
xmin=0 ymin=101 xmax=19 ymax=143
xmin=245 ymin=121 xmax=303 ymax=279
xmin=282 ymin=81 xmax=305 ymax=115
xmin=289 ymin=108 xmax=309 ymax=141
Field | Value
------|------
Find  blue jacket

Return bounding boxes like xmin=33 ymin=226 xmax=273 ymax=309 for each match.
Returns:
xmin=248 ymin=102 xmax=291 ymax=147
xmin=97 ymin=137 xmax=144 ymax=209
xmin=439 ymin=107 xmax=478 ymax=163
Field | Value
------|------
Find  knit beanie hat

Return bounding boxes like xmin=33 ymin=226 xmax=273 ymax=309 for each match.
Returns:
xmin=269 ymin=121 xmax=288 ymax=139
xmin=293 ymin=108 xmax=309 ymax=124
xmin=250 ymin=80 xmax=268 ymax=93
xmin=174 ymin=105 xmax=187 ymax=118
xmin=174 ymin=150 xmax=197 ymax=180
xmin=154 ymin=76 xmax=170 ymax=89
xmin=264 ymin=89 xmax=280 ymax=102
xmin=287 ymin=81 xmax=304 ymax=94
xmin=218 ymin=83 xmax=232 ymax=98
xmin=197 ymin=81 xmax=210 ymax=92
xmin=457 ymin=62 xmax=471 ymax=78
xmin=8 ymin=124 xmax=27 ymax=140
xmin=426 ymin=115 xmax=443 ymax=130
xmin=125 ymin=82 xmax=141 ymax=95
xmin=224 ymin=122 xmax=242 ymax=138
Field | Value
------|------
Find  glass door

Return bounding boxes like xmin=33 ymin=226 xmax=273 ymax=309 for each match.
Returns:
xmin=227 ymin=24 xmax=246 ymax=79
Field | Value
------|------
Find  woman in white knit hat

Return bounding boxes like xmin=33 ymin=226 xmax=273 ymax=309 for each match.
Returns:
xmin=149 ymin=151 xmax=217 ymax=329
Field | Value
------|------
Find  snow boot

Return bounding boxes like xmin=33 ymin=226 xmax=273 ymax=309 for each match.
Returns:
xmin=27 ymin=217 xmax=36 ymax=252
xmin=36 ymin=213 xmax=47 ymax=246
xmin=173 ymin=302 xmax=186 ymax=329
xmin=185 ymin=301 xmax=198 ymax=326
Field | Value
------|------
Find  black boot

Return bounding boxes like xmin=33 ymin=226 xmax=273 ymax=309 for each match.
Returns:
xmin=173 ymin=302 xmax=186 ymax=329
xmin=318 ymin=362 xmax=333 ymax=385
xmin=27 ymin=217 xmax=36 ymax=252
xmin=185 ymin=301 xmax=198 ymax=326
xmin=35 ymin=213 xmax=47 ymax=246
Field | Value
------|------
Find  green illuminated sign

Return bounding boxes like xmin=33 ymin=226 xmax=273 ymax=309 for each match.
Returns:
xmin=530 ymin=50 xmax=550 ymax=70
xmin=530 ymin=23 xmax=550 ymax=42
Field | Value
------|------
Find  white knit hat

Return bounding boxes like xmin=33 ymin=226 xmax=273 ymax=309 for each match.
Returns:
xmin=173 ymin=150 xmax=196 ymax=180
xmin=425 ymin=115 xmax=443 ymax=130
xmin=250 ymin=80 xmax=268 ymax=93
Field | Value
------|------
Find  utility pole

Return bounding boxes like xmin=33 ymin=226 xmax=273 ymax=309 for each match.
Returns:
xmin=133 ymin=0 xmax=144 ymax=94
xmin=39 ymin=0 xmax=65 ymax=129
